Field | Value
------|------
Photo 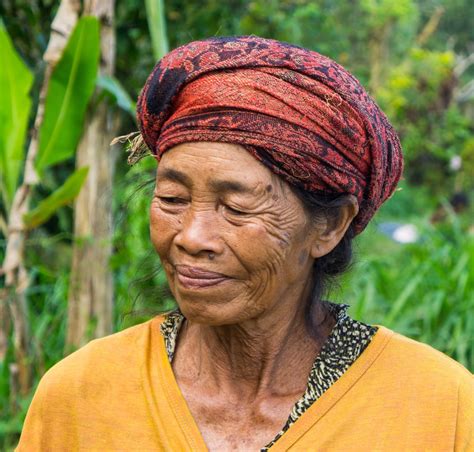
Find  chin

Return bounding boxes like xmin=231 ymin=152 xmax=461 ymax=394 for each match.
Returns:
xmin=176 ymin=296 xmax=259 ymax=326
xmin=167 ymin=273 xmax=246 ymax=324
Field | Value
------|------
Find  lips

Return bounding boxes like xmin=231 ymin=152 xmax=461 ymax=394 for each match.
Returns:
xmin=174 ymin=265 xmax=230 ymax=289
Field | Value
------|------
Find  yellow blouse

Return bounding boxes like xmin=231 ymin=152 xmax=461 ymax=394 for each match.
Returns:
xmin=16 ymin=316 xmax=473 ymax=451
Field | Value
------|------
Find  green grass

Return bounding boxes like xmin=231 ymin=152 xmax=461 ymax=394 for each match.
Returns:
xmin=337 ymin=217 xmax=473 ymax=369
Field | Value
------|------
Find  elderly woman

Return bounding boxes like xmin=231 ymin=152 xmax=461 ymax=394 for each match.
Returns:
xmin=17 ymin=36 xmax=472 ymax=451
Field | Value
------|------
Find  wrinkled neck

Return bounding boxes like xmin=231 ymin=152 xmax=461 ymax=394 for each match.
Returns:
xmin=173 ymin=288 xmax=335 ymax=400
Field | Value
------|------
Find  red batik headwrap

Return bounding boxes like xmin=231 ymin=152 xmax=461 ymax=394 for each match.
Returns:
xmin=137 ymin=36 xmax=403 ymax=234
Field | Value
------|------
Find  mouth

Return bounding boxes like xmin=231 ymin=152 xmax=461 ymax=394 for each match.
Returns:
xmin=174 ymin=265 xmax=231 ymax=289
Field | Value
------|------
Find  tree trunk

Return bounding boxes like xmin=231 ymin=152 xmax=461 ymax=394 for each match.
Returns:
xmin=0 ymin=0 xmax=80 ymax=396
xmin=66 ymin=0 xmax=118 ymax=351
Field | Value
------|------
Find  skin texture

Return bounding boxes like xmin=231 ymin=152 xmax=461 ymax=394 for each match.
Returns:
xmin=150 ymin=142 xmax=358 ymax=451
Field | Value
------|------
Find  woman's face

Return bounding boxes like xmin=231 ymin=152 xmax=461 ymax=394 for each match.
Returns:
xmin=150 ymin=142 xmax=322 ymax=325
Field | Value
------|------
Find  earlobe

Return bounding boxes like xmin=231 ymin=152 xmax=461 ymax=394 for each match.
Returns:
xmin=309 ymin=196 xmax=359 ymax=258
xmin=310 ymin=242 xmax=323 ymax=259
xmin=310 ymin=229 xmax=340 ymax=259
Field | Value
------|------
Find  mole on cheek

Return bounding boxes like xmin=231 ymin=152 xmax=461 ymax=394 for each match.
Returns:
xmin=278 ymin=232 xmax=291 ymax=249
xmin=266 ymin=184 xmax=273 ymax=192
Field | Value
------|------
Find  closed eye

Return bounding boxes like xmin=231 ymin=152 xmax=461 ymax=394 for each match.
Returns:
xmin=224 ymin=205 xmax=248 ymax=215
xmin=159 ymin=197 xmax=187 ymax=205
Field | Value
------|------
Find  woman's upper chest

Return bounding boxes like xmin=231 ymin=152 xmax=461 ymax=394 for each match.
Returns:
xmin=176 ymin=378 xmax=302 ymax=451
xmin=161 ymin=306 xmax=378 ymax=450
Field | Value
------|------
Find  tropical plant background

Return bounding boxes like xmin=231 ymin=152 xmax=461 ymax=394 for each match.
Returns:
xmin=0 ymin=0 xmax=473 ymax=448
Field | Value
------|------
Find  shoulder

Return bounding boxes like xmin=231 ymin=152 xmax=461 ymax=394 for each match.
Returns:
xmin=379 ymin=327 xmax=471 ymax=379
xmin=368 ymin=328 xmax=473 ymax=449
xmin=17 ymin=317 xmax=168 ymax=449
xmin=372 ymin=326 xmax=472 ymax=399
xmin=39 ymin=316 xmax=165 ymax=395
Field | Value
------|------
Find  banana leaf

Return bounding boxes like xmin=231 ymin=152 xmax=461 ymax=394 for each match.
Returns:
xmin=35 ymin=16 xmax=100 ymax=173
xmin=0 ymin=23 xmax=33 ymax=209
xmin=145 ymin=0 xmax=169 ymax=60
xmin=24 ymin=166 xmax=89 ymax=229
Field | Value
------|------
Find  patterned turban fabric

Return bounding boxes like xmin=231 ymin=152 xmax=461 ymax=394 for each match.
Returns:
xmin=137 ymin=36 xmax=403 ymax=234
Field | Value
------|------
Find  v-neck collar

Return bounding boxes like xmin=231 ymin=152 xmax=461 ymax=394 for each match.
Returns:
xmin=159 ymin=303 xmax=377 ymax=450
xmin=147 ymin=319 xmax=208 ymax=451
xmin=148 ymin=314 xmax=393 ymax=450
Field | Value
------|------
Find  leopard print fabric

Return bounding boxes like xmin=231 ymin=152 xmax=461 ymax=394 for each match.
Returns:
xmin=160 ymin=310 xmax=185 ymax=363
xmin=159 ymin=303 xmax=377 ymax=450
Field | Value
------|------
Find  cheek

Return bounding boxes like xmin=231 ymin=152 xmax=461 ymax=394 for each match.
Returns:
xmin=225 ymin=211 xmax=310 ymax=289
xmin=226 ymin=221 xmax=289 ymax=276
xmin=149 ymin=201 xmax=180 ymax=257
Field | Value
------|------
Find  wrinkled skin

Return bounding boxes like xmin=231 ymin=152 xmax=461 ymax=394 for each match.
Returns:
xmin=150 ymin=142 xmax=358 ymax=451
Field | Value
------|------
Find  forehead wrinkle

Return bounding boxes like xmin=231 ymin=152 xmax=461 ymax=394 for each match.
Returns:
xmin=158 ymin=146 xmax=275 ymax=197
xmin=157 ymin=165 xmax=267 ymax=200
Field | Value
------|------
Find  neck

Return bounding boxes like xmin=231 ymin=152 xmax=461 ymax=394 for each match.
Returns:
xmin=173 ymin=288 xmax=335 ymax=401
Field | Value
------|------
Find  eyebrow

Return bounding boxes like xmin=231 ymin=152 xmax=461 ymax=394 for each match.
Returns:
xmin=157 ymin=168 xmax=192 ymax=186
xmin=157 ymin=168 xmax=254 ymax=194
xmin=209 ymin=179 xmax=253 ymax=194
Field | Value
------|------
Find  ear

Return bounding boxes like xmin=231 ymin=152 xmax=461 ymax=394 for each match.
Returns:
xmin=310 ymin=196 xmax=359 ymax=259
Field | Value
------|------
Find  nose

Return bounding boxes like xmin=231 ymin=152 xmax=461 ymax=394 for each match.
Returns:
xmin=174 ymin=207 xmax=224 ymax=258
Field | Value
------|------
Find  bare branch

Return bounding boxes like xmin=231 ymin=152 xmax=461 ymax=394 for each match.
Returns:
xmin=416 ymin=6 xmax=445 ymax=47
xmin=454 ymin=53 xmax=474 ymax=78
xmin=455 ymin=80 xmax=474 ymax=103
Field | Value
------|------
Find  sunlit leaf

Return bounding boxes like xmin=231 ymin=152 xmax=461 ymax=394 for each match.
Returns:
xmin=0 ymin=23 xmax=33 ymax=209
xmin=145 ymin=0 xmax=169 ymax=60
xmin=35 ymin=17 xmax=100 ymax=173
xmin=24 ymin=166 xmax=89 ymax=229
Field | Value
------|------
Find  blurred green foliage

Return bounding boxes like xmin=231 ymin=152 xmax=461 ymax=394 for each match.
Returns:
xmin=342 ymin=218 xmax=473 ymax=369
xmin=377 ymin=48 xmax=472 ymax=193
xmin=0 ymin=0 xmax=473 ymax=449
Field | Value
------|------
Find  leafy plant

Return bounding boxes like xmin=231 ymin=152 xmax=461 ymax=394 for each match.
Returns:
xmin=144 ymin=0 xmax=169 ymax=60
xmin=339 ymin=211 xmax=474 ymax=369
xmin=24 ymin=167 xmax=89 ymax=229
xmin=35 ymin=16 xmax=100 ymax=173
xmin=0 ymin=22 xmax=33 ymax=211
xmin=377 ymin=47 xmax=474 ymax=194
xmin=0 ymin=17 xmax=101 ymax=448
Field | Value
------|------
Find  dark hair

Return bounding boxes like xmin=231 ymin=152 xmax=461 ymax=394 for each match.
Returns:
xmin=290 ymin=187 xmax=356 ymax=337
